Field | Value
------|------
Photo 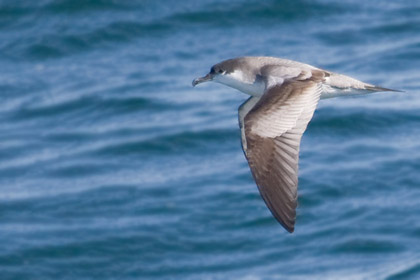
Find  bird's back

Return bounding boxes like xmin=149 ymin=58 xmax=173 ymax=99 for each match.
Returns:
xmin=238 ymin=56 xmax=397 ymax=98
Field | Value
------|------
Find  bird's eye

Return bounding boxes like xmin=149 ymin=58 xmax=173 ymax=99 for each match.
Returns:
xmin=210 ymin=67 xmax=224 ymax=74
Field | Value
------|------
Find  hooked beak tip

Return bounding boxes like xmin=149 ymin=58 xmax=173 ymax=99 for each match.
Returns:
xmin=192 ymin=74 xmax=212 ymax=87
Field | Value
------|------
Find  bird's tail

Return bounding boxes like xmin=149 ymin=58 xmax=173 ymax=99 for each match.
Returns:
xmin=365 ymin=85 xmax=403 ymax=92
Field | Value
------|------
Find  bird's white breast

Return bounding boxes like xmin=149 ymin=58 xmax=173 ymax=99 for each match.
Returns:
xmin=214 ymin=70 xmax=265 ymax=97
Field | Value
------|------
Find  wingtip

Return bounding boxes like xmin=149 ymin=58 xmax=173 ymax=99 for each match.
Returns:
xmin=278 ymin=220 xmax=295 ymax=233
xmin=286 ymin=226 xmax=295 ymax=233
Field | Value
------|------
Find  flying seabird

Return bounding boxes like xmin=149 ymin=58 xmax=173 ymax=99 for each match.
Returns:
xmin=192 ymin=56 xmax=399 ymax=233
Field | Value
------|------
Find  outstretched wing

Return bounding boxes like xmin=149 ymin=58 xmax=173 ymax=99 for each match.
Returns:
xmin=240 ymin=69 xmax=324 ymax=232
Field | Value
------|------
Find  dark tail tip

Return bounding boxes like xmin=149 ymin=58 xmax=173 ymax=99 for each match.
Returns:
xmin=365 ymin=85 xmax=404 ymax=93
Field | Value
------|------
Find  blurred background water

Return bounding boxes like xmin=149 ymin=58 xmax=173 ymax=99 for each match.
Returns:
xmin=1 ymin=0 xmax=420 ymax=279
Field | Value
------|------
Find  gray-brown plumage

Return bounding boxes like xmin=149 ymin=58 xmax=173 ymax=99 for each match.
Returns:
xmin=192 ymin=56 xmax=399 ymax=233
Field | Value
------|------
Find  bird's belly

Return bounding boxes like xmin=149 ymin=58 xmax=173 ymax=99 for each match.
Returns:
xmin=235 ymin=81 xmax=265 ymax=96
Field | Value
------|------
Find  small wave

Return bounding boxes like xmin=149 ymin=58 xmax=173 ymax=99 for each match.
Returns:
xmin=366 ymin=20 xmax=420 ymax=36
xmin=45 ymin=0 xmax=131 ymax=13
xmin=7 ymin=96 xmax=164 ymax=121
xmin=330 ymin=238 xmax=403 ymax=254
xmin=90 ymin=128 xmax=238 ymax=157
xmin=19 ymin=21 xmax=170 ymax=60
xmin=168 ymin=0 xmax=347 ymax=27
xmin=310 ymin=107 xmax=419 ymax=137
xmin=385 ymin=262 xmax=420 ymax=280
xmin=46 ymin=162 xmax=119 ymax=178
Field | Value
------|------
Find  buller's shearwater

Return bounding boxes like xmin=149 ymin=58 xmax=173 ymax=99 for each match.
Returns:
xmin=192 ymin=56 xmax=398 ymax=233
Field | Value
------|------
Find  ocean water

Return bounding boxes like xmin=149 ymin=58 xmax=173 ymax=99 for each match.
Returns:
xmin=1 ymin=0 xmax=420 ymax=279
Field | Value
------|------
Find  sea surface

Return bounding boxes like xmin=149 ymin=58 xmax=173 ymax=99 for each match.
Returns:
xmin=1 ymin=0 xmax=420 ymax=279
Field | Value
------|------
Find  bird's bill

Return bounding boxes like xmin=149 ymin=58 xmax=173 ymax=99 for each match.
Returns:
xmin=192 ymin=74 xmax=212 ymax=87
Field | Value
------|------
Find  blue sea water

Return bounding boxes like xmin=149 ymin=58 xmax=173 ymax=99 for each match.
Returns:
xmin=1 ymin=0 xmax=420 ymax=279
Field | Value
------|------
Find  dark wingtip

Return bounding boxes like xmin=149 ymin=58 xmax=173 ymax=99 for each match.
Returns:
xmin=365 ymin=85 xmax=404 ymax=93
xmin=278 ymin=220 xmax=295 ymax=233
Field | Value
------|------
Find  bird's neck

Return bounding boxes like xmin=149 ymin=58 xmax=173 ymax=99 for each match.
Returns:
xmin=214 ymin=71 xmax=265 ymax=97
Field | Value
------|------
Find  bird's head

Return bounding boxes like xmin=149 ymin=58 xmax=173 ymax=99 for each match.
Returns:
xmin=192 ymin=57 xmax=264 ymax=96
xmin=192 ymin=57 xmax=253 ymax=86
xmin=192 ymin=63 xmax=230 ymax=87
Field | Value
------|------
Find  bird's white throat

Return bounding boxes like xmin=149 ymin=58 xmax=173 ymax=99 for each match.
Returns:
xmin=213 ymin=70 xmax=265 ymax=97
